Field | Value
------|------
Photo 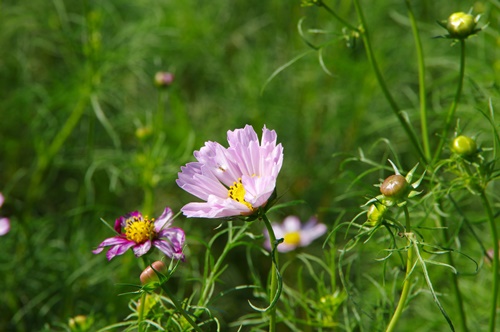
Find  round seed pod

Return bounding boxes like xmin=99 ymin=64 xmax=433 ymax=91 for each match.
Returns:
xmin=452 ymin=135 xmax=477 ymax=157
xmin=380 ymin=174 xmax=408 ymax=198
xmin=140 ymin=261 xmax=167 ymax=285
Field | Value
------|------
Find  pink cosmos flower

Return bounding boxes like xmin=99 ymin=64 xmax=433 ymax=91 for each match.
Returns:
xmin=176 ymin=125 xmax=284 ymax=218
xmin=0 ymin=193 xmax=10 ymax=236
xmin=263 ymin=216 xmax=327 ymax=253
xmin=92 ymin=207 xmax=185 ymax=261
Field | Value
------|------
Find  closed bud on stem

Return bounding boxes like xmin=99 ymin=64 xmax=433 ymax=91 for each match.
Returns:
xmin=140 ymin=261 xmax=167 ymax=285
xmin=446 ymin=12 xmax=477 ymax=39
xmin=366 ymin=203 xmax=387 ymax=226
xmin=452 ymin=135 xmax=477 ymax=157
xmin=380 ymin=174 xmax=409 ymax=199
xmin=69 ymin=315 xmax=92 ymax=332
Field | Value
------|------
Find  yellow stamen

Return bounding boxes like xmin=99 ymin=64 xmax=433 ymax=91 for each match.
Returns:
xmin=283 ymin=231 xmax=301 ymax=246
xmin=124 ymin=216 xmax=156 ymax=244
xmin=228 ymin=178 xmax=253 ymax=210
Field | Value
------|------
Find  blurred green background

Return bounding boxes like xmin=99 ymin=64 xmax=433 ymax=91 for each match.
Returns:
xmin=0 ymin=0 xmax=499 ymax=330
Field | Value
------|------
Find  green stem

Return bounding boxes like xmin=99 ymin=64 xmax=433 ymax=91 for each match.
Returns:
xmin=480 ymin=191 xmax=499 ymax=332
xmin=28 ymin=91 xmax=89 ymax=201
xmin=197 ymin=221 xmax=237 ymax=307
xmin=317 ymin=0 xmax=360 ymax=33
xmin=352 ymin=0 xmax=426 ymax=162
xmin=386 ymin=206 xmax=413 ymax=332
xmin=433 ymin=39 xmax=466 ymax=164
xmin=261 ymin=214 xmax=279 ymax=332
xmin=138 ymin=292 xmax=147 ymax=332
xmin=439 ymin=200 xmax=468 ymax=332
xmin=406 ymin=0 xmax=430 ymax=163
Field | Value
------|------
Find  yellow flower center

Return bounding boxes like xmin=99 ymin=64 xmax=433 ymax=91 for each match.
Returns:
xmin=124 ymin=216 xmax=156 ymax=244
xmin=228 ymin=178 xmax=253 ymax=210
xmin=283 ymin=231 xmax=301 ymax=246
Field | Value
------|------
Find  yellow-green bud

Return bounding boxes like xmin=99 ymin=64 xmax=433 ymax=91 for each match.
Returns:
xmin=452 ymin=135 xmax=477 ymax=157
xmin=366 ymin=203 xmax=387 ymax=226
xmin=446 ymin=12 xmax=476 ymax=39
xmin=380 ymin=174 xmax=409 ymax=199
xmin=69 ymin=315 xmax=92 ymax=331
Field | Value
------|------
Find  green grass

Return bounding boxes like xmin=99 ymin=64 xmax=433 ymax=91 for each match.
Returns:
xmin=1 ymin=0 xmax=499 ymax=331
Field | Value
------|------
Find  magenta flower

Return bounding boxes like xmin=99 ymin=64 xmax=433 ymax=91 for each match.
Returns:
xmin=0 ymin=193 xmax=10 ymax=236
xmin=92 ymin=207 xmax=185 ymax=261
xmin=176 ymin=125 xmax=284 ymax=218
xmin=263 ymin=216 xmax=327 ymax=253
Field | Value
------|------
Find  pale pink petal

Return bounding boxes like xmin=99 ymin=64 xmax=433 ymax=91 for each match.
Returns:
xmin=227 ymin=125 xmax=259 ymax=149
xmin=0 ymin=194 xmax=4 ymax=208
xmin=177 ymin=163 xmax=228 ymax=200
xmin=181 ymin=195 xmax=251 ymax=218
xmin=300 ymin=219 xmax=327 ymax=247
xmin=194 ymin=141 xmax=242 ymax=186
xmin=242 ymin=175 xmax=276 ymax=208
xmin=282 ymin=216 xmax=301 ymax=232
xmin=0 ymin=218 xmax=10 ymax=236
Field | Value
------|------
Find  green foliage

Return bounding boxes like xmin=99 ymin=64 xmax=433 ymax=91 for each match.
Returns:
xmin=1 ymin=0 xmax=499 ymax=331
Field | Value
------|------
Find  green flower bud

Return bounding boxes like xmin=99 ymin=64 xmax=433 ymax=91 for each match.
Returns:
xmin=366 ymin=203 xmax=387 ymax=226
xmin=452 ymin=135 xmax=477 ymax=157
xmin=446 ymin=12 xmax=476 ymax=39
xmin=69 ymin=315 xmax=92 ymax=332
xmin=380 ymin=174 xmax=409 ymax=199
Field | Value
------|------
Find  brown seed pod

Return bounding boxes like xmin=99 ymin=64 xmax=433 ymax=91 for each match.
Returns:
xmin=140 ymin=261 xmax=167 ymax=285
xmin=380 ymin=174 xmax=408 ymax=198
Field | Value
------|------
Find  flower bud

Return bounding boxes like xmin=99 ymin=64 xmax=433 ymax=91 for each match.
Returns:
xmin=446 ymin=12 xmax=476 ymax=39
xmin=154 ymin=71 xmax=174 ymax=88
xmin=140 ymin=261 xmax=167 ymax=285
xmin=452 ymin=135 xmax=477 ymax=157
xmin=366 ymin=203 xmax=387 ymax=226
xmin=69 ymin=315 xmax=92 ymax=331
xmin=135 ymin=126 xmax=153 ymax=140
xmin=380 ymin=174 xmax=409 ymax=199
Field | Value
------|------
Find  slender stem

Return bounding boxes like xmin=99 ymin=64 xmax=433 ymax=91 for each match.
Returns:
xmin=433 ymin=39 xmax=466 ymax=164
xmin=406 ymin=0 xmax=430 ymax=163
xmin=386 ymin=206 xmax=413 ymax=332
xmin=317 ymin=0 xmax=360 ymax=33
xmin=480 ymin=191 xmax=499 ymax=332
xmin=28 ymin=92 xmax=89 ymax=201
xmin=197 ymin=221 xmax=242 ymax=307
xmin=138 ymin=292 xmax=147 ymax=332
xmin=352 ymin=0 xmax=426 ymax=162
xmin=261 ymin=214 xmax=279 ymax=332
xmin=439 ymin=200 xmax=468 ymax=331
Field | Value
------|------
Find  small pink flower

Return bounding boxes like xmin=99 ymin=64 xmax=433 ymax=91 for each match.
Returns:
xmin=0 ymin=193 xmax=10 ymax=236
xmin=264 ymin=216 xmax=327 ymax=253
xmin=176 ymin=125 xmax=283 ymax=218
xmin=93 ymin=207 xmax=185 ymax=261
